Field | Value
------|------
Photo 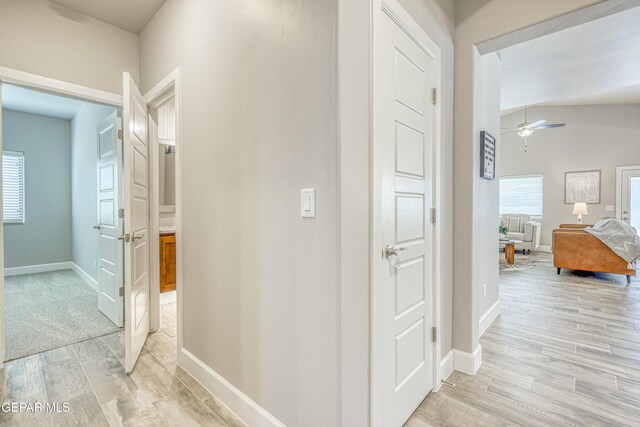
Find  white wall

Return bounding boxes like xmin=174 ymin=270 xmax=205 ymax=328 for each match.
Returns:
xmin=71 ymin=103 xmax=117 ymax=281
xmin=501 ymin=104 xmax=640 ymax=246
xmin=0 ymin=0 xmax=139 ymax=94
xmin=140 ymin=1 xmax=339 ymax=425
xmin=2 ymin=110 xmax=72 ymax=268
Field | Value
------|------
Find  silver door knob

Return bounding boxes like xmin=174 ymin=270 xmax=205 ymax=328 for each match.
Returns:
xmin=132 ymin=233 xmax=144 ymax=241
xmin=118 ymin=234 xmax=131 ymax=242
xmin=93 ymin=225 xmax=101 ymax=230
xmin=384 ymin=245 xmax=407 ymax=259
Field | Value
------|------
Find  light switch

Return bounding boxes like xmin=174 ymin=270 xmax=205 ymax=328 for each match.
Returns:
xmin=301 ymin=188 xmax=315 ymax=218
xmin=606 ymin=205 xmax=614 ymax=212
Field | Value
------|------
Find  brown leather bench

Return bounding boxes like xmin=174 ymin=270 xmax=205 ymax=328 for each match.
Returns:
xmin=553 ymin=224 xmax=636 ymax=284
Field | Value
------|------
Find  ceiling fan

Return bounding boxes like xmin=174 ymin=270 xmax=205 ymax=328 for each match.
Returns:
xmin=501 ymin=106 xmax=565 ymax=151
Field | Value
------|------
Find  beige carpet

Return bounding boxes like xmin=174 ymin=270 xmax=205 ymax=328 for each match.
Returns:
xmin=4 ymin=269 xmax=120 ymax=361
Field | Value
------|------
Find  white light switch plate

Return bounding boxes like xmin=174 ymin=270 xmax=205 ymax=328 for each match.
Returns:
xmin=301 ymin=188 xmax=315 ymax=218
xmin=606 ymin=205 xmax=614 ymax=212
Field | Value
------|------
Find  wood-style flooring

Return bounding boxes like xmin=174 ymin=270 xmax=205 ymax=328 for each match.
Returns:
xmin=0 ymin=296 xmax=245 ymax=427
xmin=407 ymin=251 xmax=640 ymax=427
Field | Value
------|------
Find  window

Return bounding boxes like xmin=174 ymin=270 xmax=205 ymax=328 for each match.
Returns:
xmin=499 ymin=175 xmax=543 ymax=217
xmin=3 ymin=151 xmax=25 ymax=224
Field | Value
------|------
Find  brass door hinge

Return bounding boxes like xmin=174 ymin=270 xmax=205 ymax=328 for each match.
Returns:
xmin=432 ymin=327 xmax=437 ymax=343
xmin=118 ymin=129 xmax=123 ymax=140
xmin=430 ymin=208 xmax=436 ymax=224
xmin=432 ymin=88 xmax=437 ymax=105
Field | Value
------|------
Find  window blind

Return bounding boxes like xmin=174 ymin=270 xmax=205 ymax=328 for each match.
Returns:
xmin=499 ymin=175 xmax=543 ymax=217
xmin=3 ymin=151 xmax=25 ymax=224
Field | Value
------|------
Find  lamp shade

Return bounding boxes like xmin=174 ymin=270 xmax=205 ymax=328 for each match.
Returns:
xmin=573 ymin=202 xmax=588 ymax=215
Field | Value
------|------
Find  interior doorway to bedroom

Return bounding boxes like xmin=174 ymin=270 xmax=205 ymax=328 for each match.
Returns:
xmin=2 ymin=83 xmax=123 ymax=361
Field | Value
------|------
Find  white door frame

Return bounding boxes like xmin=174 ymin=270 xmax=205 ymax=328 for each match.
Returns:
xmin=0 ymin=66 xmax=123 ymax=367
xmin=616 ymin=165 xmax=640 ymax=220
xmin=371 ymin=0 xmax=443 ymax=424
xmin=144 ymin=68 xmax=183 ymax=353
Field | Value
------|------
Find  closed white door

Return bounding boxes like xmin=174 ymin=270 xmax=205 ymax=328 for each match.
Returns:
xmin=123 ymin=73 xmax=150 ymax=372
xmin=379 ymin=6 xmax=436 ymax=426
xmin=96 ymin=111 xmax=123 ymax=327
xmin=621 ymin=167 xmax=640 ymax=234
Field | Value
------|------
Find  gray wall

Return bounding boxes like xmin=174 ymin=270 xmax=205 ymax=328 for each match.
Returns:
xmin=0 ymin=0 xmax=139 ymax=95
xmin=71 ymin=103 xmax=117 ymax=281
xmin=2 ymin=109 xmax=72 ymax=268
xmin=141 ymin=1 xmax=339 ymax=425
xmin=501 ymin=104 xmax=640 ymax=246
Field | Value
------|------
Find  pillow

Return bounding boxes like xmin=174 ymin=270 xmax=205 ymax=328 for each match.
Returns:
xmin=508 ymin=216 xmax=521 ymax=233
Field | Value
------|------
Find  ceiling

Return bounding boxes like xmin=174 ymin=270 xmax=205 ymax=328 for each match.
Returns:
xmin=49 ymin=0 xmax=166 ymax=34
xmin=499 ymin=6 xmax=640 ymax=111
xmin=2 ymin=84 xmax=84 ymax=120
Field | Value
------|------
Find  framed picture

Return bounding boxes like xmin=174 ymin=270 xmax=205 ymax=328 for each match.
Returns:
xmin=480 ymin=131 xmax=496 ymax=180
xmin=565 ymin=170 xmax=600 ymax=204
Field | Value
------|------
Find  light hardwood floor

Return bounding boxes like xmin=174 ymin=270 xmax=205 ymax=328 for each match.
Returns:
xmin=0 ymin=298 xmax=245 ymax=427
xmin=406 ymin=251 xmax=640 ymax=427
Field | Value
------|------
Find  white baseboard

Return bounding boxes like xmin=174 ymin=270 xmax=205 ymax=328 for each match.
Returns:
xmin=72 ymin=263 xmax=98 ymax=291
xmin=179 ymin=348 xmax=286 ymax=427
xmin=479 ymin=300 xmax=501 ymax=337
xmin=439 ymin=350 xmax=454 ymax=384
xmin=453 ymin=345 xmax=482 ymax=375
xmin=4 ymin=261 xmax=73 ymax=277
xmin=538 ymin=245 xmax=552 ymax=253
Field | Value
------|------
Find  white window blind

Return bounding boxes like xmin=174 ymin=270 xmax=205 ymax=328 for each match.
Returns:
xmin=3 ymin=151 xmax=25 ymax=224
xmin=499 ymin=175 xmax=543 ymax=217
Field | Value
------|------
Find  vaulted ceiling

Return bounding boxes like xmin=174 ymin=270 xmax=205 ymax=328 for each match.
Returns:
xmin=499 ymin=6 xmax=640 ymax=111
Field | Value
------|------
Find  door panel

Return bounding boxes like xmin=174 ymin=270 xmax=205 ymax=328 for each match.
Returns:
xmin=123 ymin=73 xmax=150 ymax=372
xmin=380 ymin=8 xmax=435 ymax=427
xmin=621 ymin=168 xmax=640 ymax=234
xmin=97 ymin=112 xmax=123 ymax=327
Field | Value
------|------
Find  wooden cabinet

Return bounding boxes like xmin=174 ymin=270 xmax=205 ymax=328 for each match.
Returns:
xmin=160 ymin=233 xmax=176 ymax=292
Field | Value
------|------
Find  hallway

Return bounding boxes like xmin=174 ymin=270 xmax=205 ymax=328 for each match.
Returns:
xmin=407 ymin=253 xmax=640 ymax=426
xmin=0 ymin=302 xmax=244 ymax=427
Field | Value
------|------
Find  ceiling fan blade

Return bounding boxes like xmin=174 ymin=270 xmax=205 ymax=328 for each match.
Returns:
xmin=528 ymin=120 xmax=546 ymax=129
xmin=535 ymin=123 xmax=566 ymax=129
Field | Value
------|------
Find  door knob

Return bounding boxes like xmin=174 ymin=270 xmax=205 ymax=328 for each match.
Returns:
xmin=132 ymin=233 xmax=145 ymax=241
xmin=384 ymin=245 xmax=407 ymax=259
xmin=93 ymin=225 xmax=101 ymax=230
xmin=118 ymin=234 xmax=131 ymax=242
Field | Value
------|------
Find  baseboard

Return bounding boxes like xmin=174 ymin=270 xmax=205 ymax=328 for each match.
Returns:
xmin=179 ymin=348 xmax=286 ymax=427
xmin=538 ymin=245 xmax=552 ymax=253
xmin=479 ymin=300 xmax=501 ymax=337
xmin=439 ymin=350 xmax=454 ymax=383
xmin=72 ymin=263 xmax=98 ymax=292
xmin=453 ymin=345 xmax=482 ymax=375
xmin=4 ymin=261 xmax=73 ymax=277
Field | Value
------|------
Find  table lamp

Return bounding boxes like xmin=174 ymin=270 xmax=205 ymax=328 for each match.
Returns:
xmin=573 ymin=202 xmax=588 ymax=224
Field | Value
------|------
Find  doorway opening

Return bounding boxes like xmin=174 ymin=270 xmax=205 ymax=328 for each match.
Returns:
xmin=1 ymin=83 xmax=122 ymax=361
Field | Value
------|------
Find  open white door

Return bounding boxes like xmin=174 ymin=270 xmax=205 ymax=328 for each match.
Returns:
xmin=123 ymin=73 xmax=150 ymax=372
xmin=96 ymin=111 xmax=124 ymax=327
xmin=621 ymin=167 xmax=640 ymax=234
xmin=376 ymin=2 xmax=438 ymax=425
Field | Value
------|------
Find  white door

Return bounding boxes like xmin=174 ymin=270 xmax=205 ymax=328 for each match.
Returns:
xmin=378 ymin=7 xmax=436 ymax=427
xmin=97 ymin=112 xmax=123 ymax=327
xmin=123 ymin=73 xmax=150 ymax=372
xmin=621 ymin=167 xmax=640 ymax=234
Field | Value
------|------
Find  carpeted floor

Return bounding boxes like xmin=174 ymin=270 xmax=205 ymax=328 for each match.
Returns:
xmin=4 ymin=269 xmax=120 ymax=361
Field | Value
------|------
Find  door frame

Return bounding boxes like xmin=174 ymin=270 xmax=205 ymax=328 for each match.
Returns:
xmin=371 ymin=0 xmax=443 ymax=425
xmin=144 ymin=68 xmax=183 ymax=353
xmin=616 ymin=165 xmax=640 ymax=220
xmin=0 ymin=66 xmax=123 ymax=367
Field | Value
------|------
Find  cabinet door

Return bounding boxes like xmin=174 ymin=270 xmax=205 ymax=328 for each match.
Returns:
xmin=160 ymin=234 xmax=177 ymax=292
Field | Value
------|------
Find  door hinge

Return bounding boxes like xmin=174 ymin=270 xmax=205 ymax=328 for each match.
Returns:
xmin=119 ymin=287 xmax=124 ymax=297
xmin=432 ymin=327 xmax=437 ymax=343
xmin=119 ymin=208 xmax=124 ymax=219
xmin=430 ymin=208 xmax=436 ymax=224
xmin=117 ymin=129 xmax=123 ymax=140
xmin=432 ymin=88 xmax=437 ymax=105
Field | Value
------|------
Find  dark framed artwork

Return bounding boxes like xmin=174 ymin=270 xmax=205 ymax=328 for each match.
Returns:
xmin=480 ymin=131 xmax=496 ymax=180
